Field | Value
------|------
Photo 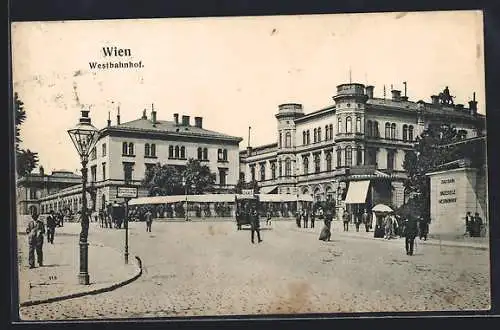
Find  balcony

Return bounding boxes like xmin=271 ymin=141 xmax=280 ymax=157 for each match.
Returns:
xmin=365 ymin=135 xmax=415 ymax=147
xmin=334 ymin=132 xmax=364 ymax=142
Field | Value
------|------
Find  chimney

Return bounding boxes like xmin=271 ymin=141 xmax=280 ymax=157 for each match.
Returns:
xmin=181 ymin=115 xmax=190 ymax=126
xmin=117 ymin=106 xmax=121 ymax=125
xmin=107 ymin=111 xmax=111 ymax=127
xmin=365 ymin=85 xmax=374 ymax=99
xmin=400 ymin=96 xmax=409 ymax=101
xmin=151 ymin=103 xmax=157 ymax=125
xmin=391 ymin=90 xmax=401 ymax=101
xmin=39 ymin=165 xmax=44 ymax=177
xmin=142 ymin=109 xmax=147 ymax=119
xmin=431 ymin=95 xmax=440 ymax=105
xmin=469 ymin=92 xmax=478 ymax=116
xmin=173 ymin=113 xmax=179 ymax=125
xmin=194 ymin=116 xmax=203 ymax=128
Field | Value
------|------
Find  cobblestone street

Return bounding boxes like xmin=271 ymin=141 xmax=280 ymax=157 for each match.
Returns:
xmin=19 ymin=220 xmax=491 ymax=320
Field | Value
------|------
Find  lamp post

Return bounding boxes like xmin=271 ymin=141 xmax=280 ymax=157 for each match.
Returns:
xmin=67 ymin=109 xmax=100 ymax=285
xmin=182 ymin=176 xmax=189 ymax=221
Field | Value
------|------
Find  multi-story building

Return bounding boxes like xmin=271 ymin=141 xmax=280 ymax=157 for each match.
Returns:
xmin=16 ymin=167 xmax=82 ymax=215
xmin=33 ymin=106 xmax=243 ymax=214
xmin=240 ymin=82 xmax=486 ymax=220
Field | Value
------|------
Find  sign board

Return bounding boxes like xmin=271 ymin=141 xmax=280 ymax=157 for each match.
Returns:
xmin=117 ymin=186 xmax=139 ymax=198
xmin=241 ymin=189 xmax=254 ymax=195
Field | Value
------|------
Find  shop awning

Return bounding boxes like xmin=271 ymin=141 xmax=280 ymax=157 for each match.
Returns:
xmin=344 ymin=180 xmax=370 ymax=204
xmin=260 ymin=185 xmax=278 ymax=194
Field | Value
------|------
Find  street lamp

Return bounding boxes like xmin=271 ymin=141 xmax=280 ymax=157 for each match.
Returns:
xmin=182 ymin=177 xmax=188 ymax=221
xmin=67 ymin=109 xmax=100 ymax=285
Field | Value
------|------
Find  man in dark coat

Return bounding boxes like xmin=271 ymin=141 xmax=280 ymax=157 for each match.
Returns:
xmin=250 ymin=208 xmax=262 ymax=244
xmin=46 ymin=211 xmax=57 ymax=244
xmin=418 ymin=215 xmax=429 ymax=240
xmin=343 ymin=211 xmax=350 ymax=232
xmin=26 ymin=212 xmax=45 ymax=268
xmin=362 ymin=209 xmax=371 ymax=232
xmin=471 ymin=212 xmax=483 ymax=237
xmin=403 ymin=215 xmax=419 ymax=256
xmin=295 ymin=210 xmax=301 ymax=228
xmin=145 ymin=208 xmax=153 ymax=232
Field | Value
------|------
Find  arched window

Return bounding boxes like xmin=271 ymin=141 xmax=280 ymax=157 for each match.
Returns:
xmin=374 ymin=121 xmax=379 ymax=137
xmin=329 ymin=124 xmax=333 ymax=139
xmin=345 ymin=146 xmax=352 ymax=166
xmin=303 ymin=131 xmax=307 ymax=145
xmin=336 ymin=148 xmax=342 ymax=167
xmin=408 ymin=125 xmax=414 ymax=141
xmin=306 ymin=131 xmax=310 ymax=144
xmin=325 ymin=125 xmax=329 ymax=140
xmin=326 ymin=152 xmax=332 ymax=171
xmin=317 ymin=128 xmax=322 ymax=142
xmin=180 ymin=146 xmax=186 ymax=159
xmin=203 ymin=147 xmax=208 ymax=160
xmin=367 ymin=120 xmax=373 ymax=137
xmin=338 ymin=118 xmax=342 ymax=134
xmin=271 ymin=162 xmax=276 ymax=179
xmin=278 ymin=160 xmax=282 ymax=177
xmin=285 ymin=132 xmax=291 ymax=148
xmin=223 ymin=149 xmax=228 ymax=161
xmin=385 ymin=122 xmax=391 ymax=139
xmin=279 ymin=132 xmax=282 ymax=148
xmin=151 ymin=144 xmax=156 ymax=157
xmin=128 ymin=143 xmax=134 ymax=155
xmin=303 ymin=156 xmax=309 ymax=175
xmin=102 ymin=143 xmax=106 ymax=157
xmin=145 ymin=143 xmax=150 ymax=156
xmin=169 ymin=145 xmax=174 ymax=158
xmin=356 ymin=117 xmax=361 ymax=133
xmin=402 ymin=125 xmax=408 ymax=142
xmin=285 ymin=158 xmax=292 ymax=177
xmin=197 ymin=147 xmax=203 ymax=160
xmin=346 ymin=117 xmax=352 ymax=133
xmin=314 ymin=153 xmax=321 ymax=173
xmin=313 ymin=128 xmax=317 ymax=143
xmin=391 ymin=123 xmax=396 ymax=139
xmin=175 ymin=146 xmax=180 ymax=158
xmin=122 ymin=142 xmax=128 ymax=155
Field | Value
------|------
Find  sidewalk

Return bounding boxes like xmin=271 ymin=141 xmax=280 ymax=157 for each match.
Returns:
xmin=294 ymin=220 xmax=489 ymax=250
xmin=16 ymin=220 xmax=142 ymax=307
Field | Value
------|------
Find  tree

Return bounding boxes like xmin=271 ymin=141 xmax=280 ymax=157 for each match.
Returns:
xmin=182 ymin=158 xmax=216 ymax=194
xmin=402 ymin=123 xmax=466 ymax=217
xmin=142 ymin=163 xmax=183 ymax=196
xmin=14 ymin=92 xmax=39 ymax=177
xmin=142 ymin=159 xmax=216 ymax=196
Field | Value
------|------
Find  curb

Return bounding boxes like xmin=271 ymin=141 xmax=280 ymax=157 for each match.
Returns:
xmin=292 ymin=227 xmax=489 ymax=251
xmin=20 ymin=256 xmax=143 ymax=307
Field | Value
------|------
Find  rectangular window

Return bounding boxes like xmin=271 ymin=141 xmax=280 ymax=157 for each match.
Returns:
xmin=219 ymin=169 xmax=227 ymax=186
xmin=102 ymin=162 xmax=106 ymax=180
xmin=387 ymin=150 xmax=395 ymax=170
xmin=271 ymin=162 xmax=276 ymax=180
xmin=91 ymin=165 xmax=97 ymax=182
xmin=250 ymin=165 xmax=256 ymax=182
xmin=102 ymin=143 xmax=106 ymax=157
xmin=123 ymin=163 xmax=134 ymax=183
xmin=260 ymin=163 xmax=266 ymax=181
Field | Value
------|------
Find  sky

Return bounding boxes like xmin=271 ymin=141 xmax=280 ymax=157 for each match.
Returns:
xmin=11 ymin=10 xmax=485 ymax=174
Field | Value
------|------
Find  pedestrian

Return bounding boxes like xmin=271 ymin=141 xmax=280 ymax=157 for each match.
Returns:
xmin=310 ymin=208 xmax=316 ymax=229
xmin=418 ymin=215 xmax=429 ymax=240
xmin=266 ymin=210 xmax=272 ymax=226
xmin=303 ymin=209 xmax=309 ymax=228
xmin=355 ymin=212 xmax=362 ymax=232
xmin=319 ymin=209 xmax=333 ymax=241
xmin=145 ymin=208 xmax=153 ymax=232
xmin=403 ymin=215 xmax=419 ymax=256
xmin=250 ymin=208 xmax=262 ymax=244
xmin=46 ymin=210 xmax=57 ymax=244
xmin=471 ymin=212 xmax=483 ymax=237
xmin=342 ymin=210 xmax=350 ymax=232
xmin=362 ymin=209 xmax=370 ymax=232
xmin=25 ymin=212 xmax=45 ymax=268
xmin=296 ymin=210 xmax=301 ymax=228
xmin=465 ymin=211 xmax=473 ymax=236
xmin=57 ymin=211 xmax=64 ymax=227
xmin=99 ymin=210 xmax=104 ymax=228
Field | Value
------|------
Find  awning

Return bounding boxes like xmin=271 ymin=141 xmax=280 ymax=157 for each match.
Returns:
xmin=344 ymin=180 xmax=370 ymax=204
xmin=260 ymin=186 xmax=278 ymax=194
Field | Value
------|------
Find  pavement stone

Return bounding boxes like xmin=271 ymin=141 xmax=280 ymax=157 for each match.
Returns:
xmin=16 ymin=218 xmax=141 ymax=309
xmin=18 ymin=220 xmax=491 ymax=320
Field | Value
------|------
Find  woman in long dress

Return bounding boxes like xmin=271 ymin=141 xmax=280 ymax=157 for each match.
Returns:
xmin=319 ymin=209 xmax=332 ymax=241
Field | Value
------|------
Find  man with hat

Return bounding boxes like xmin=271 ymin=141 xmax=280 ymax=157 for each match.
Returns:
xmin=25 ymin=212 xmax=45 ymax=268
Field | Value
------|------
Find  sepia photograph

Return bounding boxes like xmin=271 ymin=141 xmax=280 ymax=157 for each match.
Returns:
xmin=11 ymin=10 xmax=489 ymax=320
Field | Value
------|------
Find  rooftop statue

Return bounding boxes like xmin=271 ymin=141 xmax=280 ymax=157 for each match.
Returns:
xmin=439 ymin=86 xmax=455 ymax=105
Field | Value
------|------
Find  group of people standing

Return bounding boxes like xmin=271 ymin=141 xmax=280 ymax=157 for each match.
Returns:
xmin=295 ymin=208 xmax=317 ymax=229
xmin=465 ymin=211 xmax=483 ymax=237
